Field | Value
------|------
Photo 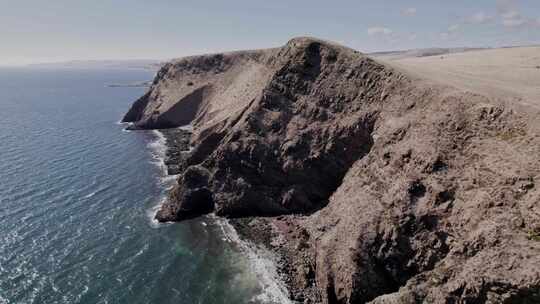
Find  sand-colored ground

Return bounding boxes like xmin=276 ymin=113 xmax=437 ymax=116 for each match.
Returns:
xmin=380 ymin=46 xmax=540 ymax=110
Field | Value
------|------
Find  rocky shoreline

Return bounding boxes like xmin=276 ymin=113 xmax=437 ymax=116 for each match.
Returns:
xmin=157 ymin=127 xmax=302 ymax=302
xmin=230 ymin=216 xmax=319 ymax=303
xmin=158 ymin=127 xmax=192 ymax=176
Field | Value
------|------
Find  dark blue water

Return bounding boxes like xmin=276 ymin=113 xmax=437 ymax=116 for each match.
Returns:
xmin=0 ymin=68 xmax=289 ymax=304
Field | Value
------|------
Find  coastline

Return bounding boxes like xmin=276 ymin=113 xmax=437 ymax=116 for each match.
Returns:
xmin=217 ymin=217 xmax=294 ymax=304
xmin=145 ymin=127 xmax=191 ymax=226
xmin=148 ymin=126 xmax=295 ymax=304
xmin=157 ymin=128 xmax=192 ymax=176
xmin=230 ymin=217 xmax=319 ymax=303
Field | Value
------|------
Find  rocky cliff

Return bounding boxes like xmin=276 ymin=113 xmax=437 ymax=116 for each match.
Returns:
xmin=123 ymin=37 xmax=540 ymax=303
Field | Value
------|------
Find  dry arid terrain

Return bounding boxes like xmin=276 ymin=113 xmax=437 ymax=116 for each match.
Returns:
xmin=383 ymin=46 xmax=540 ymax=111
xmin=123 ymin=38 xmax=540 ymax=303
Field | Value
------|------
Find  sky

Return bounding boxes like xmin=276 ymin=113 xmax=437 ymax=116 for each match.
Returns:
xmin=1 ymin=0 xmax=539 ymax=65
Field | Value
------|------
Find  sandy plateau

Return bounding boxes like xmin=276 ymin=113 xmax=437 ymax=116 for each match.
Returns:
xmin=384 ymin=46 xmax=540 ymax=111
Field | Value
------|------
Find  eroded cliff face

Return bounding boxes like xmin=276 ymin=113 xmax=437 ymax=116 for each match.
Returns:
xmin=124 ymin=37 xmax=540 ymax=303
xmin=123 ymin=49 xmax=276 ymax=130
xmin=306 ymin=95 xmax=540 ymax=303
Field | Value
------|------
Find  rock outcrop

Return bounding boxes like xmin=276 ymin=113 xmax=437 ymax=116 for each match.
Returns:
xmin=124 ymin=37 xmax=540 ymax=303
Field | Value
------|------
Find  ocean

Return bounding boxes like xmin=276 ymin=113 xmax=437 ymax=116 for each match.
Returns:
xmin=0 ymin=67 xmax=290 ymax=304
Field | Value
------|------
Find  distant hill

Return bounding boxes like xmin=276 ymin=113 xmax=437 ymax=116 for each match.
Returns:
xmin=369 ymin=47 xmax=489 ymax=60
xmin=28 ymin=59 xmax=163 ymax=70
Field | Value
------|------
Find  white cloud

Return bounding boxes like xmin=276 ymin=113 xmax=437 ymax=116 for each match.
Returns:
xmin=497 ymin=0 xmax=517 ymax=15
xmin=468 ymin=12 xmax=494 ymax=24
xmin=402 ymin=8 xmax=417 ymax=17
xmin=502 ymin=17 xmax=528 ymax=27
xmin=439 ymin=32 xmax=450 ymax=40
xmin=501 ymin=12 xmax=536 ymax=28
xmin=500 ymin=9 xmax=527 ymax=27
xmin=367 ymin=27 xmax=393 ymax=36
xmin=496 ymin=0 xmax=539 ymax=28
xmin=501 ymin=10 xmax=520 ymax=20
xmin=448 ymin=24 xmax=460 ymax=32
xmin=443 ymin=12 xmax=492 ymax=38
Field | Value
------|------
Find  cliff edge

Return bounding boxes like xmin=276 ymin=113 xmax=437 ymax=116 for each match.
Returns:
xmin=124 ymin=37 xmax=540 ymax=303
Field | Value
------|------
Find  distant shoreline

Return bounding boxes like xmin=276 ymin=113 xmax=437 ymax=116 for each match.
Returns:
xmin=26 ymin=60 xmax=163 ymax=71
xmin=106 ymin=80 xmax=152 ymax=88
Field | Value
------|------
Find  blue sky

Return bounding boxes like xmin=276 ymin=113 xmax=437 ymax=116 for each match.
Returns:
xmin=1 ymin=0 xmax=539 ymax=65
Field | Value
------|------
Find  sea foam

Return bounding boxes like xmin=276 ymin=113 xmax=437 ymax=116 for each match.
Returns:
xmin=146 ymin=129 xmax=178 ymax=227
xmin=215 ymin=217 xmax=293 ymax=304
